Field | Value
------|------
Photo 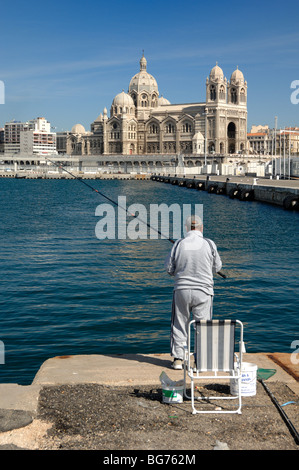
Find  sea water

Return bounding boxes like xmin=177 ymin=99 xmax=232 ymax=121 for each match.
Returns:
xmin=0 ymin=178 xmax=298 ymax=384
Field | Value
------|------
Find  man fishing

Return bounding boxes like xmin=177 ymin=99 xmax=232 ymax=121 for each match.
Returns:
xmin=164 ymin=215 xmax=222 ymax=370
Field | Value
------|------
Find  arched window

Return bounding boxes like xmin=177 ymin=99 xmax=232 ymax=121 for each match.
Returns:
xmin=182 ymin=122 xmax=192 ymax=133
xmin=219 ymin=85 xmax=225 ymax=100
xmin=165 ymin=122 xmax=175 ymax=134
xmin=231 ymin=88 xmax=237 ymax=104
xmin=208 ymin=142 xmax=215 ymax=153
xmin=210 ymin=85 xmax=216 ymax=101
xmin=131 ymin=93 xmax=137 ymax=107
xmin=141 ymin=93 xmax=148 ymax=108
xmin=240 ymin=88 xmax=246 ymax=103
xmin=150 ymin=124 xmax=159 ymax=134
xmin=227 ymin=122 xmax=236 ymax=139
xmin=151 ymin=94 xmax=157 ymax=107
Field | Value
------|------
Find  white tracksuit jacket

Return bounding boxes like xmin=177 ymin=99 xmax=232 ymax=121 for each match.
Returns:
xmin=164 ymin=230 xmax=222 ymax=295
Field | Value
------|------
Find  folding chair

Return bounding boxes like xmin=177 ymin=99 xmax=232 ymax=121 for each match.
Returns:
xmin=183 ymin=319 xmax=244 ymax=414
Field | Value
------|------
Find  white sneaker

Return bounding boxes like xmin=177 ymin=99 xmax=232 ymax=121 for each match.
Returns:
xmin=172 ymin=358 xmax=183 ymax=370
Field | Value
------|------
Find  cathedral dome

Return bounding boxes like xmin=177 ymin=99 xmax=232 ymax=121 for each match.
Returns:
xmin=230 ymin=67 xmax=244 ymax=84
xmin=71 ymin=123 xmax=86 ymax=134
xmin=128 ymin=54 xmax=159 ymax=94
xmin=209 ymin=63 xmax=224 ymax=81
xmin=112 ymin=91 xmax=134 ymax=108
xmin=158 ymin=96 xmax=171 ymax=105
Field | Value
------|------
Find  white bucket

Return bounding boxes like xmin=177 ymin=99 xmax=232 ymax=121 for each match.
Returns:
xmin=162 ymin=386 xmax=184 ymax=404
xmin=230 ymin=362 xmax=257 ymax=397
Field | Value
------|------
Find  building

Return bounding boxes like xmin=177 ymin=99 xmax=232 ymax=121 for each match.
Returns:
xmin=4 ymin=120 xmax=33 ymax=154
xmin=278 ymin=128 xmax=299 ymax=156
xmin=0 ymin=128 xmax=4 ymax=153
xmin=57 ymin=54 xmax=247 ymax=156
xmin=4 ymin=117 xmax=56 ymax=155
xmin=20 ymin=117 xmax=57 ymax=155
xmin=247 ymin=125 xmax=299 ymax=156
xmin=247 ymin=125 xmax=271 ymax=155
xmin=56 ymin=125 xmax=89 ymax=155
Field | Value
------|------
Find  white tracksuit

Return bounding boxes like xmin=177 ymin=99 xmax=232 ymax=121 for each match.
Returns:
xmin=164 ymin=230 xmax=222 ymax=360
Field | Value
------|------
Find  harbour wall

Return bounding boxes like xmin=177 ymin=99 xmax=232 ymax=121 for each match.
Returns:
xmin=1 ymin=168 xmax=299 ymax=210
xmin=151 ymin=175 xmax=299 ymax=210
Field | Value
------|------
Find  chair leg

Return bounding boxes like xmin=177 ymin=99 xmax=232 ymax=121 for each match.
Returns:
xmin=186 ymin=376 xmax=242 ymax=414
xmin=191 ymin=380 xmax=197 ymax=414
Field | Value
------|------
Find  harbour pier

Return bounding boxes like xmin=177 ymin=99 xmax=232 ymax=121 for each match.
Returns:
xmin=151 ymin=174 xmax=299 ymax=210
xmin=0 ymin=352 xmax=298 ymax=450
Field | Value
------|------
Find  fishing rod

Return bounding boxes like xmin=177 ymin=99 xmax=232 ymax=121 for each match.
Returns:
xmin=258 ymin=369 xmax=299 ymax=445
xmin=45 ymin=157 xmax=226 ymax=279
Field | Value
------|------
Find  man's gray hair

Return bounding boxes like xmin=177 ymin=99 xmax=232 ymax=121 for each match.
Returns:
xmin=185 ymin=215 xmax=203 ymax=231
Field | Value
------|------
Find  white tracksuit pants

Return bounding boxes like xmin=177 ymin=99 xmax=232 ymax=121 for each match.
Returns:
xmin=170 ymin=289 xmax=213 ymax=360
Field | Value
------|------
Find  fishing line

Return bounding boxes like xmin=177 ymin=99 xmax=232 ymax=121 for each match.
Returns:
xmin=46 ymin=157 xmax=172 ymax=241
xmin=45 ymin=157 xmax=226 ymax=278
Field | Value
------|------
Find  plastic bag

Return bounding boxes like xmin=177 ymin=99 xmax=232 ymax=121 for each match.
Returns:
xmin=159 ymin=371 xmax=184 ymax=388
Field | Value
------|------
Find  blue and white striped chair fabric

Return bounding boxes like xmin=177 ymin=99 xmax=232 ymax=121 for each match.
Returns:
xmin=194 ymin=320 xmax=236 ymax=372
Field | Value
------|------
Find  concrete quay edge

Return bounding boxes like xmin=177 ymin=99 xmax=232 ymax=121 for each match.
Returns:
xmin=0 ymin=352 xmax=298 ymax=415
xmin=153 ymin=175 xmax=299 ymax=207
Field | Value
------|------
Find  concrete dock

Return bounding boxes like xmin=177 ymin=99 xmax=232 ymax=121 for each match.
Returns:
xmin=0 ymin=352 xmax=298 ymax=450
xmin=151 ymin=175 xmax=299 ymax=209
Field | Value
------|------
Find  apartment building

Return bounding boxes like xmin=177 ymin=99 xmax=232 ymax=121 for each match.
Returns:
xmin=4 ymin=117 xmax=57 ymax=155
xmin=0 ymin=128 xmax=4 ymax=153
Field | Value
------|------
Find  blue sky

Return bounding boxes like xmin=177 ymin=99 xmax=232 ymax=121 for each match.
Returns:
xmin=0 ymin=0 xmax=298 ymax=132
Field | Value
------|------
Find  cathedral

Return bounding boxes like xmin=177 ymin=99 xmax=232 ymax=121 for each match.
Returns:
xmin=57 ymin=54 xmax=247 ymax=156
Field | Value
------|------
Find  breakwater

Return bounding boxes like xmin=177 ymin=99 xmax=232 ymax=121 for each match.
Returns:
xmin=151 ymin=175 xmax=299 ymax=210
